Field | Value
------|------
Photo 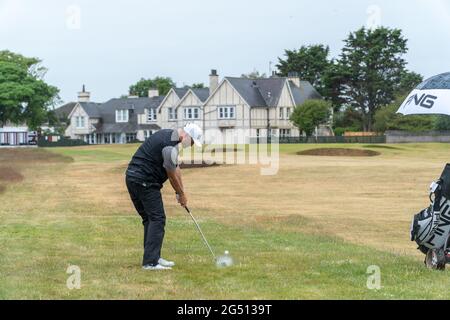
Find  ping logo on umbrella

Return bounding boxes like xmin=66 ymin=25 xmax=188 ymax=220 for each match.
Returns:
xmin=405 ymin=93 xmax=438 ymax=109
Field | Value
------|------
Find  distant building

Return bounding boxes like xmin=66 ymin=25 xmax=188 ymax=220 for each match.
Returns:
xmin=57 ymin=71 xmax=325 ymax=145
xmin=0 ymin=122 xmax=32 ymax=146
xmin=157 ymin=70 xmax=325 ymax=143
xmin=61 ymin=86 xmax=163 ymax=143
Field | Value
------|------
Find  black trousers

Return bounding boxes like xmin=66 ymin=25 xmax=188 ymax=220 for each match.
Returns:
xmin=126 ymin=177 xmax=166 ymax=266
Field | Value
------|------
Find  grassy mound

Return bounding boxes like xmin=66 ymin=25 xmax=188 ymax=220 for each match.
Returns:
xmin=297 ymin=148 xmax=381 ymax=157
xmin=179 ymin=161 xmax=220 ymax=169
xmin=363 ymin=145 xmax=402 ymax=150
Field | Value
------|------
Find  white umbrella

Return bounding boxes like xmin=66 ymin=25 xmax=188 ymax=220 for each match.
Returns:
xmin=398 ymin=72 xmax=450 ymax=116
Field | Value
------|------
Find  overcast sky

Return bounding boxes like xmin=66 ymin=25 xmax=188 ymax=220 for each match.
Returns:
xmin=1 ymin=0 xmax=450 ymax=104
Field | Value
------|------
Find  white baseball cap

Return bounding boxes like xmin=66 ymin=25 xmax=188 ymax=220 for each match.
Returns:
xmin=183 ymin=123 xmax=203 ymax=147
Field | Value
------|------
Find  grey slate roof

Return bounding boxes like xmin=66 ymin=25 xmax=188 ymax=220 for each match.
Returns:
xmin=226 ymin=77 xmax=322 ymax=108
xmin=99 ymin=96 xmax=163 ymax=116
xmin=172 ymin=87 xmax=210 ymax=103
xmin=80 ymin=102 xmax=102 ymax=118
xmin=226 ymin=77 xmax=267 ymax=107
xmin=289 ymin=81 xmax=322 ymax=106
xmin=53 ymin=102 xmax=77 ymax=119
xmin=173 ymin=88 xmax=189 ymax=99
xmin=192 ymin=88 xmax=210 ymax=102
xmin=254 ymin=78 xmax=286 ymax=107
xmin=92 ymin=96 xmax=163 ymax=134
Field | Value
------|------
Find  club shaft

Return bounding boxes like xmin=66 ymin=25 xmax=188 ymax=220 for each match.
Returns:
xmin=185 ymin=207 xmax=216 ymax=260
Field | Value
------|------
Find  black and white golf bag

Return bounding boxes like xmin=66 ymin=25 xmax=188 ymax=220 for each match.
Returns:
xmin=410 ymin=164 xmax=450 ymax=270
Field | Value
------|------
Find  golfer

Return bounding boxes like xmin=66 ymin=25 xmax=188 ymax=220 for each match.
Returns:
xmin=125 ymin=123 xmax=203 ymax=270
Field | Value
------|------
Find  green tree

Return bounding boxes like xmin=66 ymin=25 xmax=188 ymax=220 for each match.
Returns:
xmin=241 ymin=70 xmax=267 ymax=79
xmin=277 ymin=45 xmax=331 ymax=95
xmin=333 ymin=107 xmax=364 ymax=135
xmin=191 ymin=83 xmax=205 ymax=89
xmin=290 ymin=100 xmax=332 ymax=137
xmin=321 ymin=61 xmax=349 ymax=112
xmin=434 ymin=116 xmax=450 ymax=131
xmin=338 ymin=27 xmax=409 ymax=131
xmin=396 ymin=71 xmax=423 ymax=96
xmin=373 ymin=96 xmax=435 ymax=132
xmin=129 ymin=77 xmax=175 ymax=97
xmin=0 ymin=50 xmax=59 ymax=129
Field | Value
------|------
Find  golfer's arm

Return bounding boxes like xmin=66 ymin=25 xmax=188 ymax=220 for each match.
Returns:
xmin=167 ymin=167 xmax=184 ymax=195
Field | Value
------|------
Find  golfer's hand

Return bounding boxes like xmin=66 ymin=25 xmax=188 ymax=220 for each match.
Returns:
xmin=177 ymin=193 xmax=188 ymax=207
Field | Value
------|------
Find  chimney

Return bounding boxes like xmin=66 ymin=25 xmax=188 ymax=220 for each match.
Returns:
xmin=209 ymin=69 xmax=219 ymax=96
xmin=148 ymin=88 xmax=159 ymax=98
xmin=287 ymin=72 xmax=300 ymax=87
xmin=77 ymin=85 xmax=91 ymax=102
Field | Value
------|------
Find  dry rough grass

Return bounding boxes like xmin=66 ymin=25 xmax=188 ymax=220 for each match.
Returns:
xmin=0 ymin=167 xmax=24 ymax=182
xmin=297 ymin=148 xmax=381 ymax=157
xmin=6 ymin=144 xmax=445 ymax=257
xmin=0 ymin=148 xmax=72 ymax=163
xmin=2 ymin=144 xmax=450 ymax=299
xmin=0 ymin=185 xmax=5 ymax=194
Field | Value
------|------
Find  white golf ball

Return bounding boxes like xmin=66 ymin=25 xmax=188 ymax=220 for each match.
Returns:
xmin=224 ymin=250 xmax=229 ymax=255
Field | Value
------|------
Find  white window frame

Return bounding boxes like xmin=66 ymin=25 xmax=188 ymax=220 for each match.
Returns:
xmin=286 ymin=107 xmax=292 ymax=119
xmin=76 ymin=116 xmax=85 ymax=128
xmin=116 ymin=110 xmax=129 ymax=123
xmin=148 ymin=108 xmax=157 ymax=122
xmin=218 ymin=106 xmax=236 ymax=120
xmin=184 ymin=107 xmax=200 ymax=120
xmin=168 ymin=107 xmax=177 ymax=121
xmin=279 ymin=107 xmax=284 ymax=120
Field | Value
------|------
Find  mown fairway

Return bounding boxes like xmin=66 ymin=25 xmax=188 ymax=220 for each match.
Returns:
xmin=1 ymin=143 xmax=450 ymax=299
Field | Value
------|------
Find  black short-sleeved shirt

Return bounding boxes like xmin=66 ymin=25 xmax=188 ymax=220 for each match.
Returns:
xmin=126 ymin=129 xmax=180 ymax=186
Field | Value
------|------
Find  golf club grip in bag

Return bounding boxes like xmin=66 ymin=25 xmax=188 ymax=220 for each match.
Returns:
xmin=411 ymin=164 xmax=450 ymax=251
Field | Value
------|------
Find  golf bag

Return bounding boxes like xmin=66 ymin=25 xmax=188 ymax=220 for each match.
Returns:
xmin=410 ymin=164 xmax=450 ymax=270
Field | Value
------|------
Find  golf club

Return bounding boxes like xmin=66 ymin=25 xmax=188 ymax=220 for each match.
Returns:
xmin=184 ymin=206 xmax=233 ymax=267
xmin=184 ymin=206 xmax=216 ymax=260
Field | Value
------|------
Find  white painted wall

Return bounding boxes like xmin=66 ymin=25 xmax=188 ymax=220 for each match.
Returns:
xmin=203 ymin=80 xmax=251 ymax=144
xmin=136 ymin=130 xmax=145 ymax=142
xmin=158 ymin=90 xmax=181 ymax=130
xmin=177 ymin=91 xmax=203 ymax=129
xmin=66 ymin=104 xmax=88 ymax=138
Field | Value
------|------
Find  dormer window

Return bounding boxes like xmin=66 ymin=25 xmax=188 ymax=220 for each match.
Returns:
xmin=148 ymin=108 xmax=157 ymax=122
xmin=116 ymin=110 xmax=129 ymax=123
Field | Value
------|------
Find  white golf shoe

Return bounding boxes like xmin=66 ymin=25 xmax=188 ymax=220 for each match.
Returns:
xmin=142 ymin=264 xmax=172 ymax=271
xmin=158 ymin=258 xmax=175 ymax=268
